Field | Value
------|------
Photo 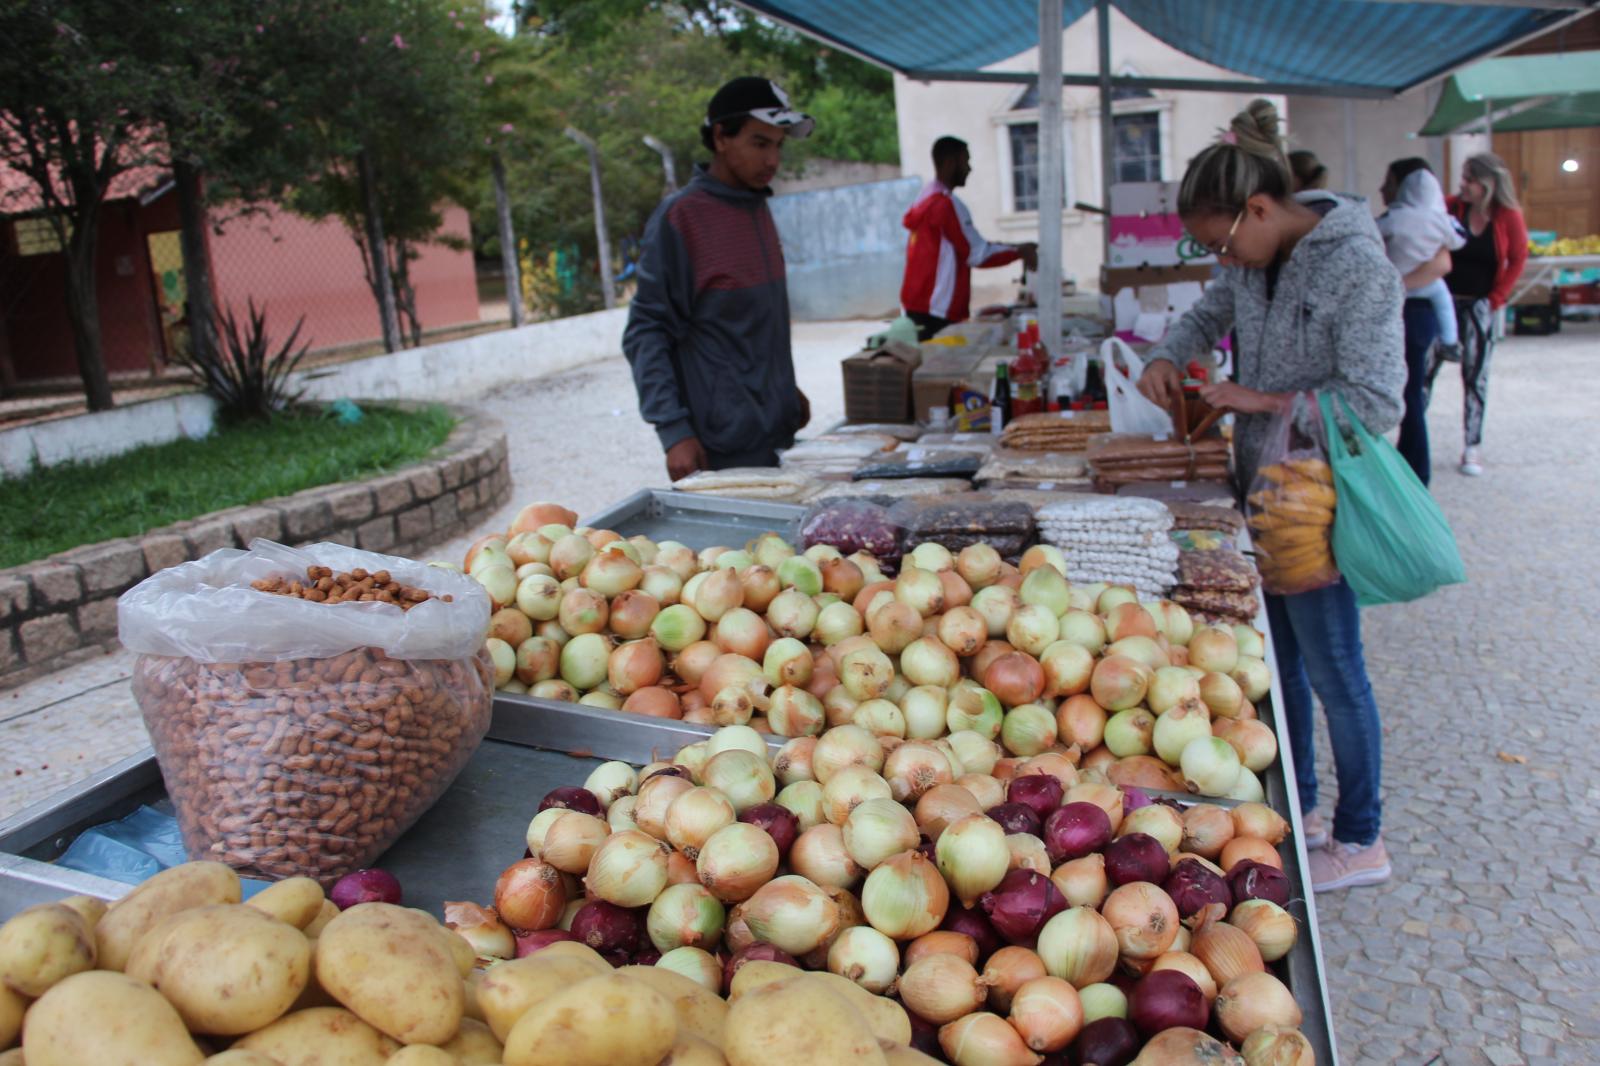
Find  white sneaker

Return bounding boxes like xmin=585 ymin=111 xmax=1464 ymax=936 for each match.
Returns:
xmin=1459 ymin=447 xmax=1483 ymax=477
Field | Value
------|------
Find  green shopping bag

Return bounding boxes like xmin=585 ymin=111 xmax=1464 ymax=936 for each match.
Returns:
xmin=1319 ymin=393 xmax=1466 ymax=606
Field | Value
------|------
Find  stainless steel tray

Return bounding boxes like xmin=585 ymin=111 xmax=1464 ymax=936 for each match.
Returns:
xmin=583 ymin=489 xmax=808 ymax=549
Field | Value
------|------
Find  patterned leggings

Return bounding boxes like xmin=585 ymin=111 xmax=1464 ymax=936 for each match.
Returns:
xmin=1426 ymin=297 xmax=1494 ymax=449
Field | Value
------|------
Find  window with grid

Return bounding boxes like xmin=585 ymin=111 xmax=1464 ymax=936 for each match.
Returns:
xmin=1009 ymin=122 xmax=1041 ymax=212
xmin=1113 ymin=112 xmax=1162 ymax=183
xmin=12 ymin=217 xmax=66 ymax=256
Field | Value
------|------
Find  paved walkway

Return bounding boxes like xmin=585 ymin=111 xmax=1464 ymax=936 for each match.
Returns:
xmin=1 ymin=320 xmax=1596 ymax=1065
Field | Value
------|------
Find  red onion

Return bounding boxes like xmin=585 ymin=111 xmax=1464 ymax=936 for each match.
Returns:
xmin=570 ymin=899 xmax=645 ymax=956
xmin=1069 ymin=1017 xmax=1140 ymax=1066
xmin=538 ymin=786 xmax=603 ymax=817
xmin=1121 ymin=787 xmax=1153 ymax=816
xmin=1043 ymin=802 xmax=1112 ymax=865
xmin=634 ymin=948 xmax=661 ymax=966
xmin=917 ymin=833 xmax=938 ymax=862
xmin=1163 ymin=858 xmax=1233 ymax=920
xmin=939 ymin=904 xmax=1005 ymax=964
xmin=1102 ymin=832 xmax=1169 ymax=887
xmin=1129 ymin=969 xmax=1208 ymax=1037
xmin=722 ymin=942 xmax=799 ymax=994
xmin=986 ymin=802 xmax=1043 ymax=838
xmin=1007 ymin=773 xmax=1064 ymax=819
xmin=1227 ymin=859 xmax=1291 ymax=907
xmin=977 ymin=869 xmax=1067 ymax=945
xmin=739 ymin=803 xmax=801 ymax=860
xmin=513 ymin=928 xmax=578 ymax=957
xmin=329 ymin=869 xmax=402 ymax=910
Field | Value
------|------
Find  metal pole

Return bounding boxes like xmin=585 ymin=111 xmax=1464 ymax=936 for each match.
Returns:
xmin=643 ymin=135 xmax=679 ymax=195
xmin=1097 ymin=0 xmax=1114 ymax=266
xmin=491 ymin=153 xmax=525 ymax=328
xmin=1038 ymin=0 xmax=1064 ymax=368
xmin=565 ymin=126 xmax=616 ymax=310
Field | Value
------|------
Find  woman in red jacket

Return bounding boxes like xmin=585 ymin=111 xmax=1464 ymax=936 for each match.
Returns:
xmin=1437 ymin=152 xmax=1527 ymax=477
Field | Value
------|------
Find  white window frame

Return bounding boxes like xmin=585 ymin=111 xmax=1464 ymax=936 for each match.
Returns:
xmin=993 ymin=83 xmax=1075 ymax=226
xmin=11 ymin=217 xmax=67 ymax=256
xmin=1086 ymin=83 xmax=1174 ymax=204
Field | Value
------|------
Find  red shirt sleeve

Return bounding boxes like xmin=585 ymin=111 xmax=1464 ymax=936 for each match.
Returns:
xmin=1489 ymin=209 xmax=1529 ymax=310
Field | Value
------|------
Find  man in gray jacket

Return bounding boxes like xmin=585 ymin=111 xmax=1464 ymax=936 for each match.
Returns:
xmin=623 ymin=77 xmax=813 ymax=481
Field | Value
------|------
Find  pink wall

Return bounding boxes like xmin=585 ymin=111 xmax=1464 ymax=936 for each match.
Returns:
xmin=207 ymin=203 xmax=481 ymax=352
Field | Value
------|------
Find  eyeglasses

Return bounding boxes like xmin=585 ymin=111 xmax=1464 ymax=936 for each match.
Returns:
xmin=1195 ymin=207 xmax=1247 ymax=259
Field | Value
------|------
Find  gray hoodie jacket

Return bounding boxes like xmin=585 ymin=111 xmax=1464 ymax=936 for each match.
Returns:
xmin=1147 ymin=192 xmax=1406 ymax=492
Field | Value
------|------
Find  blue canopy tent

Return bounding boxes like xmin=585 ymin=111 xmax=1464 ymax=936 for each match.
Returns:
xmin=738 ymin=0 xmax=1595 ymax=355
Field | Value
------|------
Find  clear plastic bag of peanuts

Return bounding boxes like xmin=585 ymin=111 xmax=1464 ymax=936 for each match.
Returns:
xmin=118 ymin=538 xmax=494 ymax=885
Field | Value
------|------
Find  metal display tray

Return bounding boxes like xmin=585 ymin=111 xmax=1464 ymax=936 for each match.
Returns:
xmin=582 ymin=489 xmax=809 ymax=549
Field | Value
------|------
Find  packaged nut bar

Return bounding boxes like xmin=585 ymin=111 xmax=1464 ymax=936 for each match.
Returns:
xmin=888 ymin=496 xmax=1036 ymax=537
xmin=800 ymin=500 xmax=902 ymax=559
xmin=118 ymin=539 xmax=494 ymax=885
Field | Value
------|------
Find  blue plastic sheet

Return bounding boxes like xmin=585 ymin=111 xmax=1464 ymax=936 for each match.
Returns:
xmin=56 ymin=805 xmax=271 ymax=897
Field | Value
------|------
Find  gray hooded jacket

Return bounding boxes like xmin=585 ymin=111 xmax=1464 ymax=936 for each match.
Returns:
xmin=1147 ymin=192 xmax=1406 ymax=492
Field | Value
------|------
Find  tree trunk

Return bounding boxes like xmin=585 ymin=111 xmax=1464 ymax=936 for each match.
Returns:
xmin=491 ymin=153 xmax=524 ymax=327
xmin=356 ymin=148 xmax=401 ymax=353
xmin=392 ymin=241 xmax=423 ymax=347
xmin=62 ymin=209 xmax=114 ymax=410
xmin=173 ymin=159 xmax=219 ymax=371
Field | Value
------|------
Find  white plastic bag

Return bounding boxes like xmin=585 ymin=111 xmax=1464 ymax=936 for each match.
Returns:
xmin=1102 ymin=337 xmax=1176 ymax=436
xmin=118 ymin=538 xmax=491 ymax=663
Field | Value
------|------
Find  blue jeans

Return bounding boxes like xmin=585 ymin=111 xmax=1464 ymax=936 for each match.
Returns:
xmin=1396 ymin=299 xmax=1439 ymax=486
xmin=1265 ymin=579 xmax=1383 ymax=846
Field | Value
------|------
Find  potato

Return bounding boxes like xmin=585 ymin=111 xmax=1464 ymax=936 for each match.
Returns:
xmin=126 ymin=904 xmax=310 ymax=1035
xmin=204 ymin=1053 xmax=282 ymax=1066
xmin=0 ymin=903 xmax=96 ymax=997
xmin=22 ymin=970 xmax=203 ymax=1066
xmin=661 ymin=1031 xmax=728 ymax=1065
xmin=96 ymin=861 xmax=241 ymax=972
xmin=246 ymin=878 xmax=326 ymax=931
xmin=722 ymin=975 xmax=886 ymax=1066
xmin=476 ymin=953 xmax=609 ymax=1041
xmin=727 ymin=960 xmax=799 ymax=1000
xmin=234 ymin=1007 xmax=401 ymax=1066
xmin=616 ymin=964 xmax=727 ymax=1045
xmin=502 ymin=973 xmax=677 ymax=1066
xmin=386 ymin=1048 xmax=456 ymax=1066
xmin=806 ymin=972 xmax=912 ymax=1047
xmin=303 ymin=899 xmax=340 ymax=938
xmin=0 ymin=984 xmax=23 ymax=1048
xmin=524 ymin=939 xmax=609 ymax=969
xmin=0 ymin=1050 xmax=23 ymax=1066
xmin=440 ymin=1016 xmax=502 ymax=1064
xmin=316 ymin=904 xmax=463 ymax=1046
xmin=441 ymin=928 xmax=475 ymax=977
xmin=462 ymin=968 xmax=488 ymax=1023
xmin=289 ymin=938 xmax=339 ymax=1012
xmin=57 ymin=895 xmax=108 ymax=929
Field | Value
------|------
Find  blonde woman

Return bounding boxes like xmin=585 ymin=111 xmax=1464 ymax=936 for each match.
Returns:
xmin=1439 ymin=153 xmax=1528 ymax=476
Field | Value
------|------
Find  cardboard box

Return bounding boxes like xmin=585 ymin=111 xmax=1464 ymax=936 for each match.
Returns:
xmin=842 ymin=340 xmax=921 ymax=424
xmin=911 ymin=346 xmax=985 ymax=422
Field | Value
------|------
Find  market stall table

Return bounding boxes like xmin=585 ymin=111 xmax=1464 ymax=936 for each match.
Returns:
xmin=1507 ymin=254 xmax=1600 ymax=307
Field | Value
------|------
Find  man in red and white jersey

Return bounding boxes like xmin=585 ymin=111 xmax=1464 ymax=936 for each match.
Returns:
xmin=900 ymin=136 xmax=1037 ymax=341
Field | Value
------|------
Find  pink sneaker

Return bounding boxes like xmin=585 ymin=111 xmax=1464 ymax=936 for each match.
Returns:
xmin=1300 ymin=810 xmax=1329 ymax=850
xmin=1309 ymin=837 xmax=1391 ymax=892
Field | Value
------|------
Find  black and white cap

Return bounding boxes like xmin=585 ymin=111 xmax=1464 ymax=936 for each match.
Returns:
xmin=704 ymin=77 xmax=814 ymax=139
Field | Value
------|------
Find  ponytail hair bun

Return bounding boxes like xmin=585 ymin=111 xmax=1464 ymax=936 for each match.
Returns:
xmin=1178 ymin=98 xmax=1293 ymax=218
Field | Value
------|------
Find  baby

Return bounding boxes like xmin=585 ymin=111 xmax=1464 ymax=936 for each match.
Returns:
xmin=1377 ymin=168 xmax=1465 ymax=359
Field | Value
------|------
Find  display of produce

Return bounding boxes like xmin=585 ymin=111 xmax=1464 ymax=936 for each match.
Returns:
xmin=1035 ymin=497 xmax=1179 ymax=597
xmin=1001 ymin=411 xmax=1111 ymax=453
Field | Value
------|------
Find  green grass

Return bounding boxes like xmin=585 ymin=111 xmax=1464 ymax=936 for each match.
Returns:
xmin=0 ymin=404 xmax=458 ymax=569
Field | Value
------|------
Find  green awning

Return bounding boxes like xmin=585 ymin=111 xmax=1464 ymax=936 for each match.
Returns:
xmin=1421 ymin=51 xmax=1600 ymax=135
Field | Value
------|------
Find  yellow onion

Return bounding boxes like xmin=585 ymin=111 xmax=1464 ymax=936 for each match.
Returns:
xmin=898 ymin=953 xmax=990 ymax=1024
xmin=1190 ymin=902 xmax=1265 ymax=988
xmin=855 ymin=697 xmax=908 ymax=738
xmin=775 ymin=780 xmax=826 ymax=832
xmin=822 ymin=765 xmax=893 ymax=826
xmin=1007 ymin=834 xmax=1052 ymax=875
xmin=634 ymin=773 xmax=695 ymax=840
xmin=1241 ymin=1025 xmax=1317 ymax=1066
xmin=938 ymin=1011 xmax=1043 ymax=1066
xmin=936 ymin=815 xmax=1011 ymax=908
xmin=1229 ymin=900 xmax=1298 ymax=962
xmin=583 ymin=761 xmax=638 ymax=809
xmin=524 ymin=807 xmax=566 ymax=857
xmin=1118 ymin=805 xmax=1185 ymax=856
xmin=904 ymin=930 xmax=980 ymax=970
xmin=957 ymin=773 xmax=1006 ymax=812
xmin=540 ymin=811 xmax=609 ymax=875
xmin=1231 ymin=802 xmax=1290 ymax=844
xmin=1214 ymin=971 xmax=1302 ymax=1042
xmin=861 ymin=849 xmax=948 ymax=940
xmin=1049 ymin=854 xmax=1108 ymax=910
xmin=674 ymin=741 xmax=711 ymax=781
xmin=1138 ymin=1028 xmax=1245 ymax=1064
xmin=1199 ymin=670 xmax=1245 ymax=718
xmin=827 ymin=924 xmax=900 ymax=995
xmin=1015 ymin=752 xmax=1078 ymax=793
xmin=742 ymin=874 xmax=841 ymax=956
xmin=773 ymin=736 xmax=818 ymax=786
xmin=1170 ymin=924 xmax=1192 ymax=955
xmin=790 ymin=823 xmax=865 ymax=889
xmin=655 ymin=946 xmax=722 ymax=993
xmin=1036 ymin=906 xmax=1118 ymax=988
xmin=1213 ymin=717 xmax=1278 ymax=773
xmin=843 ymin=798 xmax=921 ymax=871
xmin=1009 ymin=976 xmax=1084 ymax=1053
xmin=442 ymin=901 xmax=515 ymax=960
xmin=606 ymin=794 xmax=640 ymax=833
xmin=813 ymin=724 xmax=885 ymax=783
xmin=584 ymin=830 xmax=670 ymax=908
xmin=1149 ymin=950 xmax=1218 ymax=1003
xmin=916 ymin=783 xmax=984 ymax=843
xmin=767 ymin=685 xmax=826 ymax=738
xmin=983 ymin=946 xmax=1048 ymax=1014
xmin=1055 ymin=696 xmax=1107 ymax=752
xmin=1180 ymin=804 xmax=1235 ymax=860
xmin=1221 ymin=836 xmax=1282 ymax=873
xmin=695 ymin=822 xmax=780 ymax=903
xmin=646 ymin=881 xmax=726 ymax=954
xmin=664 ymin=787 xmax=737 ymax=860
xmin=705 ymin=722 xmax=768 ymax=759
xmin=1077 ymin=982 xmax=1128 ymax=1024
xmin=1100 ymin=882 xmax=1179 ymax=960
xmin=884 ymin=741 xmax=956 ymax=803
xmin=702 ymin=749 xmax=777 ymax=813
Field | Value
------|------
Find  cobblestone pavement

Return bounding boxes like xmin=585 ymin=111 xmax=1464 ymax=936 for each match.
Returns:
xmin=2 ymin=320 xmax=1596 ymax=1065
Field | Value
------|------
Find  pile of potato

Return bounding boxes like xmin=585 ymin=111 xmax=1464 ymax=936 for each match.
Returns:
xmin=0 ymin=860 xmax=933 ymax=1065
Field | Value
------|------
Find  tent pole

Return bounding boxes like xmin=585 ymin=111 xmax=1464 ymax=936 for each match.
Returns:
xmin=1098 ymin=0 xmax=1113 ymax=269
xmin=1039 ymin=0 xmax=1064 ymax=365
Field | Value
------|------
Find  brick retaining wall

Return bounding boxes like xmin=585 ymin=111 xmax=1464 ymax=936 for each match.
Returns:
xmin=0 ymin=410 xmax=511 ymax=688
